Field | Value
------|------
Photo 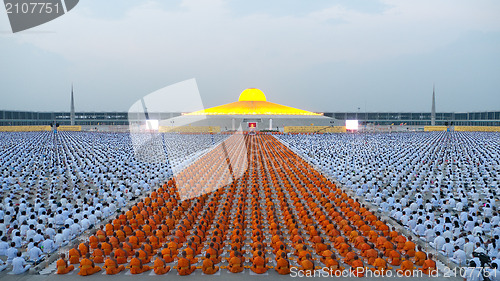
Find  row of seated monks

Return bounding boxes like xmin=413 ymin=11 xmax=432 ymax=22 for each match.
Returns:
xmin=56 ymin=135 xmax=437 ymax=277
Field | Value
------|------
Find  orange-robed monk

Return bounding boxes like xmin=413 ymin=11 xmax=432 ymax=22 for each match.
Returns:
xmin=275 ymin=252 xmax=290 ymax=275
xmin=104 ymin=253 xmax=125 ymax=275
xmin=202 ymin=253 xmax=219 ymax=275
xmin=397 ymin=255 xmax=415 ymax=276
xmin=56 ymin=254 xmax=74 ymax=274
xmin=153 ymin=252 xmax=171 ymax=275
xmin=228 ymin=251 xmax=244 ymax=273
xmin=177 ymin=251 xmax=196 ymax=276
xmin=78 ymin=253 xmax=102 ymax=276
xmin=129 ymin=252 xmax=151 ymax=274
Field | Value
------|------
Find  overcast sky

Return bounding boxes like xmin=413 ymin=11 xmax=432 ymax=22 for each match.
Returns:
xmin=1 ymin=0 xmax=499 ymax=113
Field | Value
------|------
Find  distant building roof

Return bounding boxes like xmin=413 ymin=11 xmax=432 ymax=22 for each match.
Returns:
xmin=185 ymin=88 xmax=322 ymax=116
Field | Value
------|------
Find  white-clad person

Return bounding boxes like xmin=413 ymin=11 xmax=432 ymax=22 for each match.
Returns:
xmin=451 ymin=246 xmax=467 ymax=266
xmin=11 ymin=252 xmax=30 ymax=274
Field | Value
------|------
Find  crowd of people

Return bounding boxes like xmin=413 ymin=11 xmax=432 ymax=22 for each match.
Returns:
xmin=1 ymin=130 xmax=498 ymax=278
xmin=0 ymin=131 xmax=225 ymax=274
xmin=277 ymin=131 xmax=500 ymax=268
xmin=54 ymin=135 xmax=439 ymax=277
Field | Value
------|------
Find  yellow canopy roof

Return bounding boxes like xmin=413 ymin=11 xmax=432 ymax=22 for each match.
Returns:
xmin=185 ymin=89 xmax=322 ymax=116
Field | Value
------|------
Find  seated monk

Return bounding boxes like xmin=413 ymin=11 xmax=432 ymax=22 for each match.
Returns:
xmin=351 ymin=256 xmax=365 ymax=277
xmin=395 ymin=234 xmax=407 ymax=250
xmin=387 ymin=249 xmax=401 ymax=266
xmin=333 ymin=236 xmax=345 ymax=249
xmin=371 ymin=253 xmax=390 ymax=274
xmin=251 ymin=251 xmax=268 ymax=274
xmin=167 ymin=239 xmax=180 ymax=256
xmin=79 ymin=253 xmax=102 ymax=276
xmin=324 ymin=253 xmax=343 ymax=273
xmin=338 ymin=242 xmax=350 ymax=257
xmin=153 ymin=253 xmax=171 ymax=275
xmin=92 ymin=244 xmax=105 ymax=264
xmin=231 ymin=239 xmax=245 ymax=254
xmin=294 ymin=239 xmax=305 ymax=256
xmin=227 ymin=248 xmax=246 ymax=263
xmin=383 ymin=237 xmax=395 ymax=257
xmin=275 ymin=252 xmax=290 ymax=275
xmin=96 ymin=226 xmax=106 ymax=242
xmin=116 ymin=229 xmax=126 ymax=243
xmin=402 ymin=237 xmax=416 ymax=257
xmin=299 ymin=254 xmax=315 ymax=275
xmin=109 ymin=234 xmax=120 ymax=249
xmin=358 ymin=240 xmax=371 ymax=254
xmin=362 ymin=243 xmax=378 ymax=266
xmin=137 ymin=246 xmax=151 ymax=264
xmin=275 ymin=244 xmax=288 ymax=261
xmin=397 ymin=255 xmax=415 ymax=276
xmin=129 ymin=252 xmax=151 ymax=274
xmin=115 ymin=244 xmax=128 ymax=264
xmin=68 ymin=247 xmax=81 ymax=264
xmin=127 ymin=236 xmax=139 ymax=249
xmin=104 ymin=253 xmax=125 ymax=275
xmin=315 ymin=238 xmax=328 ymax=255
xmin=206 ymin=243 xmax=221 ymax=264
xmin=122 ymin=241 xmax=135 ymax=257
xmin=353 ymin=236 xmax=365 ymax=249
xmin=375 ymin=235 xmax=387 ymax=251
xmin=177 ymin=251 xmax=196 ymax=276
xmin=298 ymin=245 xmax=311 ymax=261
xmin=148 ymin=236 xmax=160 ymax=250
xmin=184 ymin=242 xmax=198 ymax=263
xmin=414 ymin=246 xmax=426 ymax=266
xmin=143 ymin=243 xmax=156 ymax=258
xmin=419 ymin=253 xmax=436 ymax=275
xmin=89 ymin=233 xmax=99 ymax=249
xmin=79 ymin=242 xmax=89 ymax=256
xmin=56 ymin=254 xmax=74 ymax=274
xmin=161 ymin=245 xmax=176 ymax=263
xmin=228 ymin=250 xmax=244 ymax=273
xmin=101 ymin=238 xmax=113 ymax=256
xmin=202 ymin=253 xmax=219 ymax=275
xmin=343 ymin=247 xmax=356 ymax=266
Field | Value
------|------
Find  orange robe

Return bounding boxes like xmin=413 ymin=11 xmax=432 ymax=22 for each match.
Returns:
xmin=89 ymin=236 xmax=99 ymax=249
xmin=388 ymin=250 xmax=401 ymax=266
xmin=78 ymin=258 xmax=101 ymax=276
xmin=68 ymin=248 xmax=80 ymax=264
xmin=251 ymin=256 xmax=267 ymax=274
xmin=351 ymin=259 xmax=364 ymax=277
xmin=153 ymin=258 xmax=171 ymax=275
xmin=413 ymin=251 xmax=425 ymax=266
xmin=403 ymin=241 xmax=415 ymax=257
xmin=92 ymin=248 xmax=104 ymax=264
xmin=420 ymin=259 xmax=436 ymax=275
xmin=372 ymin=257 xmax=388 ymax=273
xmin=177 ymin=257 xmax=195 ymax=275
xmin=275 ymin=258 xmax=290 ymax=275
xmin=129 ymin=257 xmax=151 ymax=274
xmin=202 ymin=258 xmax=219 ymax=275
xmin=228 ymin=256 xmax=244 ymax=273
xmin=398 ymin=260 xmax=414 ymax=276
xmin=115 ymin=248 xmax=128 ymax=264
xmin=56 ymin=259 xmax=74 ymax=274
xmin=104 ymin=258 xmax=125 ymax=275
xmin=300 ymin=259 xmax=314 ymax=275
